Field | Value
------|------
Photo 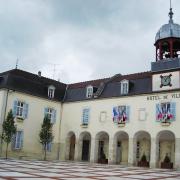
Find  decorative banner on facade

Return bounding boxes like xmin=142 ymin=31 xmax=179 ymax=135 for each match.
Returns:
xmin=113 ymin=106 xmax=130 ymax=124
xmin=156 ymin=102 xmax=176 ymax=122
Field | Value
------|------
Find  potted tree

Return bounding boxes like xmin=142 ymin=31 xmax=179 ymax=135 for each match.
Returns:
xmin=138 ymin=154 xmax=149 ymax=167
xmin=98 ymin=149 xmax=108 ymax=164
xmin=39 ymin=115 xmax=53 ymax=160
xmin=161 ymin=154 xmax=173 ymax=169
xmin=1 ymin=110 xmax=16 ymax=159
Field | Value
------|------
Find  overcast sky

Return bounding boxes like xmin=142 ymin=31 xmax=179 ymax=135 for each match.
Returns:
xmin=0 ymin=0 xmax=180 ymax=83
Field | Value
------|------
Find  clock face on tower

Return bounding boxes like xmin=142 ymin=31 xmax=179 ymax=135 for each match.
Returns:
xmin=160 ymin=74 xmax=172 ymax=88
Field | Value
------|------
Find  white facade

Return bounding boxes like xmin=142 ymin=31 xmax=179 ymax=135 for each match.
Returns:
xmin=59 ymin=90 xmax=180 ymax=168
xmin=0 ymin=70 xmax=180 ymax=169
xmin=0 ymin=90 xmax=62 ymax=160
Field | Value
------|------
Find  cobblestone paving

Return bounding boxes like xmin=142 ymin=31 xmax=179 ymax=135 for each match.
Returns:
xmin=0 ymin=159 xmax=180 ymax=180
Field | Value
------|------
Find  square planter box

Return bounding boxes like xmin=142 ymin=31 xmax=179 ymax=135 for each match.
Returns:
xmin=16 ymin=117 xmax=24 ymax=122
xmin=98 ymin=159 xmax=108 ymax=164
xmin=117 ymin=123 xmax=125 ymax=127
xmin=138 ymin=161 xmax=149 ymax=167
xmin=161 ymin=162 xmax=173 ymax=169
xmin=161 ymin=122 xmax=171 ymax=126
xmin=81 ymin=124 xmax=88 ymax=128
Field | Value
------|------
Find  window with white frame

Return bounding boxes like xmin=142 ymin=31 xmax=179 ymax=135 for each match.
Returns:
xmin=13 ymin=100 xmax=29 ymax=119
xmin=86 ymin=86 xmax=93 ymax=98
xmin=121 ymin=80 xmax=129 ymax=95
xmin=17 ymin=101 xmax=24 ymax=117
xmin=156 ymin=102 xmax=176 ymax=122
xmin=82 ymin=108 xmax=90 ymax=125
xmin=44 ymin=142 xmax=52 ymax=152
xmin=48 ymin=85 xmax=55 ymax=99
xmin=44 ymin=107 xmax=56 ymax=123
xmin=13 ymin=131 xmax=23 ymax=150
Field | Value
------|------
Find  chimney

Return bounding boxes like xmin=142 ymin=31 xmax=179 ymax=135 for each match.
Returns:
xmin=38 ymin=71 xmax=41 ymax=77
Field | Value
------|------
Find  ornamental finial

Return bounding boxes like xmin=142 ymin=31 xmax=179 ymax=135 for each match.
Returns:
xmin=169 ymin=0 xmax=174 ymax=23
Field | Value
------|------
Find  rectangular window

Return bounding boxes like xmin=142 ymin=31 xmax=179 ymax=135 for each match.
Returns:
xmin=86 ymin=86 xmax=93 ymax=98
xmin=47 ymin=108 xmax=53 ymax=120
xmin=48 ymin=89 xmax=55 ymax=98
xmin=121 ymin=81 xmax=129 ymax=95
xmin=82 ymin=108 xmax=90 ymax=125
xmin=113 ymin=105 xmax=130 ymax=124
xmin=44 ymin=108 xmax=56 ymax=123
xmin=17 ymin=101 xmax=24 ymax=117
xmin=156 ymin=102 xmax=176 ymax=122
xmin=13 ymin=100 xmax=29 ymax=119
xmin=14 ymin=131 xmax=23 ymax=150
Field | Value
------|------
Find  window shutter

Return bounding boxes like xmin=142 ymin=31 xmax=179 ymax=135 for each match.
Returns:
xmin=47 ymin=142 xmax=52 ymax=152
xmin=82 ymin=108 xmax=90 ymax=125
xmin=52 ymin=109 xmax=56 ymax=123
xmin=126 ymin=106 xmax=130 ymax=121
xmin=170 ymin=102 xmax=176 ymax=121
xmin=16 ymin=132 xmax=21 ymax=149
xmin=44 ymin=107 xmax=48 ymax=118
xmin=12 ymin=100 xmax=18 ymax=117
xmin=20 ymin=131 xmax=24 ymax=149
xmin=113 ymin=107 xmax=119 ymax=123
xmin=156 ymin=104 xmax=161 ymax=121
xmin=11 ymin=134 xmax=16 ymax=150
xmin=23 ymin=103 xmax=29 ymax=119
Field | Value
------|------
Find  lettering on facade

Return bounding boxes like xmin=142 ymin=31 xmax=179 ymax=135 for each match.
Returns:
xmin=147 ymin=93 xmax=180 ymax=100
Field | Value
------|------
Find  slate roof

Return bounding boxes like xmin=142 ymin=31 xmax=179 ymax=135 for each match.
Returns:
xmin=2 ymin=68 xmax=178 ymax=103
xmin=65 ymin=72 xmax=153 ymax=102
xmin=0 ymin=69 xmax=67 ymax=102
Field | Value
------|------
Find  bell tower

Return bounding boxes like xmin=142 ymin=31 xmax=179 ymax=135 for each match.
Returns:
xmin=152 ymin=1 xmax=180 ymax=92
xmin=154 ymin=1 xmax=180 ymax=61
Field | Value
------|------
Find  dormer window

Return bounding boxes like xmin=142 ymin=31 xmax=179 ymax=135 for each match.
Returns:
xmin=48 ymin=85 xmax=55 ymax=99
xmin=121 ymin=80 xmax=129 ymax=95
xmin=86 ymin=85 xmax=93 ymax=98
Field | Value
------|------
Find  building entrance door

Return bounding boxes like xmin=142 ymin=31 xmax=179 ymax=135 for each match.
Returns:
xmin=82 ymin=140 xmax=90 ymax=161
xmin=69 ymin=135 xmax=75 ymax=160
xmin=116 ymin=141 xmax=122 ymax=164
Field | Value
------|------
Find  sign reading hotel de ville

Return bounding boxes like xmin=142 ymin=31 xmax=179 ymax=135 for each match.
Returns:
xmin=146 ymin=93 xmax=180 ymax=101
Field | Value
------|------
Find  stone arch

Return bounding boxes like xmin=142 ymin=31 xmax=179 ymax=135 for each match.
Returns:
xmin=79 ymin=131 xmax=91 ymax=161
xmin=173 ymin=40 xmax=180 ymax=58
xmin=162 ymin=41 xmax=170 ymax=58
xmin=133 ymin=131 xmax=151 ymax=167
xmin=95 ymin=131 xmax=109 ymax=163
xmin=65 ymin=131 xmax=76 ymax=161
xmin=156 ymin=130 xmax=175 ymax=168
xmin=113 ymin=131 xmax=129 ymax=165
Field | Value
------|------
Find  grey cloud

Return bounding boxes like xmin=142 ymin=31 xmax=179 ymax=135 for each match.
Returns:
xmin=0 ymin=0 xmax=180 ymax=83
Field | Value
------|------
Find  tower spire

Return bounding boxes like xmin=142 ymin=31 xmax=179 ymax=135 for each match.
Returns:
xmin=169 ymin=0 xmax=174 ymax=23
xmin=15 ymin=58 xmax=19 ymax=69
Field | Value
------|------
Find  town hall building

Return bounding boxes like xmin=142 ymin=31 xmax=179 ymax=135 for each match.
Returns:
xmin=0 ymin=6 xmax=180 ymax=169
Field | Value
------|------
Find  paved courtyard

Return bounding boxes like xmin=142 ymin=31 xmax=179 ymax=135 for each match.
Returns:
xmin=0 ymin=159 xmax=180 ymax=180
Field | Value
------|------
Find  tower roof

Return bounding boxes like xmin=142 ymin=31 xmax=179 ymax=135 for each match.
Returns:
xmin=155 ymin=5 xmax=180 ymax=43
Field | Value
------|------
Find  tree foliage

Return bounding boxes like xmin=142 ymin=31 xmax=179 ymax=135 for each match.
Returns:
xmin=39 ymin=115 xmax=53 ymax=160
xmin=2 ymin=109 xmax=16 ymax=159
